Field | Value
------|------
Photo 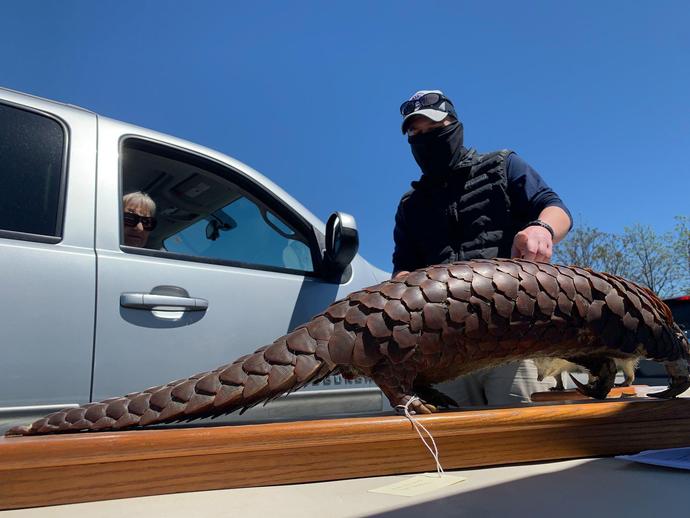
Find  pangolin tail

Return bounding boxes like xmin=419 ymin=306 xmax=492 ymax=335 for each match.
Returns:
xmin=6 ymin=318 xmax=339 ymax=436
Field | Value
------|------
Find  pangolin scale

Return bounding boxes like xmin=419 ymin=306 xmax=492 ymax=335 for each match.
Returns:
xmin=7 ymin=258 xmax=690 ymax=436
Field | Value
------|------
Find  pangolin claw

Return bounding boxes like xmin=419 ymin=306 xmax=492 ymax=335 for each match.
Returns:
xmin=647 ymin=379 xmax=690 ymax=399
xmin=412 ymin=386 xmax=459 ymax=408
xmin=396 ymin=395 xmax=437 ymax=415
xmin=569 ymin=373 xmax=612 ymax=400
xmin=569 ymin=373 xmax=592 ymax=397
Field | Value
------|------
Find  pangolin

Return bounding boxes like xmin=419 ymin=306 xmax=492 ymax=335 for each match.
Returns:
xmin=533 ymin=357 xmax=640 ymax=390
xmin=7 ymin=258 xmax=690 ymax=436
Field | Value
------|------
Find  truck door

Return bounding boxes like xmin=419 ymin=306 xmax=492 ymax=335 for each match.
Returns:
xmin=0 ymin=93 xmax=97 ymax=414
xmin=92 ymin=122 xmax=378 ymax=418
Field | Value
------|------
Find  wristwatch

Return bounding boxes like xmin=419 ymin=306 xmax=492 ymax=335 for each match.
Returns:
xmin=522 ymin=220 xmax=555 ymax=239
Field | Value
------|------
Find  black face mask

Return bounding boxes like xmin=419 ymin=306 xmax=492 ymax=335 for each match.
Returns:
xmin=408 ymin=120 xmax=465 ymax=179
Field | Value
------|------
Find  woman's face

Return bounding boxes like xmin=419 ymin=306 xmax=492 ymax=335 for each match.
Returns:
xmin=123 ymin=202 xmax=153 ymax=247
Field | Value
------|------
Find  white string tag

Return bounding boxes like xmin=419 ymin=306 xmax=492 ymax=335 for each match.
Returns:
xmin=368 ymin=396 xmax=466 ymax=496
xmin=398 ymin=395 xmax=445 ymax=477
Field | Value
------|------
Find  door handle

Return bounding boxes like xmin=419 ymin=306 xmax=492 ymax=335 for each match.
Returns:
xmin=120 ymin=286 xmax=208 ymax=312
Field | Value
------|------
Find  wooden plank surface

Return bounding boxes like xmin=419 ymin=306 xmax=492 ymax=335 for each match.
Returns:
xmin=2 ymin=398 xmax=690 ymax=510
xmin=530 ymin=385 xmax=640 ymax=401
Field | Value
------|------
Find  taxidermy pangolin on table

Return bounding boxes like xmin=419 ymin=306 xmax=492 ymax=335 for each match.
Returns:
xmin=7 ymin=258 xmax=690 ymax=436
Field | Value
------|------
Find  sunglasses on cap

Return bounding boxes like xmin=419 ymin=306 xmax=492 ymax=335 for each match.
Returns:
xmin=123 ymin=211 xmax=157 ymax=231
xmin=399 ymin=92 xmax=454 ymax=117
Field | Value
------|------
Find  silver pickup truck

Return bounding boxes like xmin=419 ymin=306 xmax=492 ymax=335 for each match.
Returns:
xmin=0 ymin=87 xmax=390 ymax=429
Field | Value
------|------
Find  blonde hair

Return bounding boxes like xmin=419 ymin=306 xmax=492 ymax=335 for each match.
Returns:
xmin=123 ymin=191 xmax=156 ymax=216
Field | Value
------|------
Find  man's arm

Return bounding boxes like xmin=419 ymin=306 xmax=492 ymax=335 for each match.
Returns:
xmin=507 ymin=154 xmax=573 ymax=262
xmin=536 ymin=205 xmax=571 ymax=243
xmin=392 ymin=200 xmax=420 ymax=278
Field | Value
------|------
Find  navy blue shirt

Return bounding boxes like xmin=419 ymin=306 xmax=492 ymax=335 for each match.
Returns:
xmin=505 ymin=154 xmax=571 ymax=226
xmin=392 ymin=152 xmax=572 ymax=272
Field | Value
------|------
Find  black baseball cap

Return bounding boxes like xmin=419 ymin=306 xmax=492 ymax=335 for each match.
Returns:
xmin=400 ymin=90 xmax=457 ymax=134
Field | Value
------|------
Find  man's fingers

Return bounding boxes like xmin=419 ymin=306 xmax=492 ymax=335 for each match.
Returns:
xmin=541 ymin=243 xmax=553 ymax=262
xmin=521 ymin=246 xmax=538 ymax=261
xmin=514 ymin=233 xmax=529 ymax=247
xmin=510 ymin=238 xmax=522 ymax=258
xmin=535 ymin=241 xmax=552 ymax=262
xmin=511 ymin=233 xmax=528 ymax=259
xmin=513 ymin=227 xmax=553 ymax=262
xmin=521 ymin=235 xmax=539 ymax=261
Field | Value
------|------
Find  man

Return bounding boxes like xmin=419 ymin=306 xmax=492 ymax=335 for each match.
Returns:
xmin=393 ymin=90 xmax=572 ymax=406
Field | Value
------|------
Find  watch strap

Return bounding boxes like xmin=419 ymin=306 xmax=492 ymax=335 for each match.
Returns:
xmin=523 ymin=220 xmax=555 ymax=239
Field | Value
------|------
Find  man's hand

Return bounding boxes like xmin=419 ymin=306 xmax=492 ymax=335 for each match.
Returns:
xmin=392 ymin=270 xmax=410 ymax=280
xmin=511 ymin=225 xmax=553 ymax=262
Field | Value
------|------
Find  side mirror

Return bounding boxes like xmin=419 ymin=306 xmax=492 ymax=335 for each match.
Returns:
xmin=323 ymin=211 xmax=359 ymax=277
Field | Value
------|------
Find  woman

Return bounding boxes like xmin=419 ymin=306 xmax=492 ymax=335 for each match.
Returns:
xmin=122 ymin=191 xmax=157 ymax=247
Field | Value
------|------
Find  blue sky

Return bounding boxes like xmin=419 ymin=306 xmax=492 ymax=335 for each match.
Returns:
xmin=3 ymin=1 xmax=689 ymax=271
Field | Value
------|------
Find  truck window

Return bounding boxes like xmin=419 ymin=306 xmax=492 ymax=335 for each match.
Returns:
xmin=0 ymin=103 xmax=66 ymax=238
xmin=120 ymin=138 xmax=315 ymax=274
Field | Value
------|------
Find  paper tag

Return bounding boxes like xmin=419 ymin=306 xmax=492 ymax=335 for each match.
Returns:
xmin=368 ymin=473 xmax=466 ymax=497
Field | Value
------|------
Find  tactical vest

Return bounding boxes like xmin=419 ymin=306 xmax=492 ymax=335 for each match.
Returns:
xmin=400 ymin=149 xmax=516 ymax=268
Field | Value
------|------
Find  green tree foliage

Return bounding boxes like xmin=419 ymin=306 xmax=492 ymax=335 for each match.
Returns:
xmin=553 ymin=224 xmax=633 ymax=278
xmin=674 ymin=215 xmax=690 ymax=294
xmin=622 ymin=224 xmax=680 ymax=297
xmin=554 ymin=216 xmax=690 ymax=298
